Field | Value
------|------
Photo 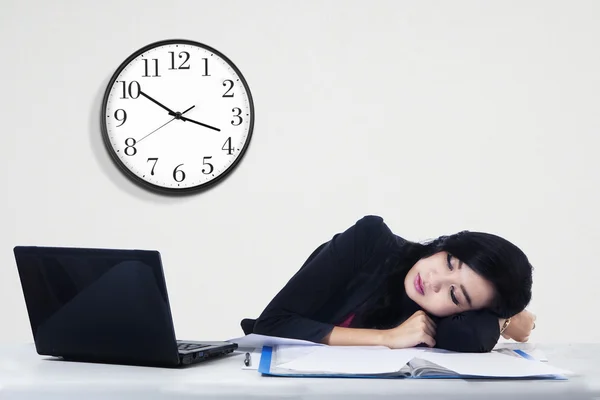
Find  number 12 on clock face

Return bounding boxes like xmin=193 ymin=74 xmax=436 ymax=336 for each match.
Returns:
xmin=101 ymin=39 xmax=255 ymax=194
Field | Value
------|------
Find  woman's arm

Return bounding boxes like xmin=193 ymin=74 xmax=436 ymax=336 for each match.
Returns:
xmin=324 ymin=311 xmax=503 ymax=351
xmin=322 ymin=326 xmax=387 ymax=346
xmin=325 ymin=309 xmax=438 ymax=348
xmin=434 ymin=309 xmax=501 ymax=353
xmin=499 ymin=310 xmax=536 ymax=342
xmin=433 ymin=309 xmax=536 ymax=352
xmin=252 ymin=215 xmax=390 ymax=343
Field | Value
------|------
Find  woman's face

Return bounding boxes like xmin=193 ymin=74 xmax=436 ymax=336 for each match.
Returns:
xmin=404 ymin=251 xmax=495 ymax=317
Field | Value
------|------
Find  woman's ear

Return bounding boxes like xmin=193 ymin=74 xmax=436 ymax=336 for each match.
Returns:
xmin=434 ymin=309 xmax=500 ymax=353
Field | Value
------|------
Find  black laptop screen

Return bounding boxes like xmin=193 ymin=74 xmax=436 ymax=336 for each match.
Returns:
xmin=14 ymin=246 xmax=176 ymax=347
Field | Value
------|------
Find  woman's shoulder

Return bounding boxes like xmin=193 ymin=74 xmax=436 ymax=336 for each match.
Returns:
xmin=354 ymin=215 xmax=400 ymax=238
xmin=354 ymin=214 xmax=388 ymax=231
xmin=351 ymin=215 xmax=403 ymax=254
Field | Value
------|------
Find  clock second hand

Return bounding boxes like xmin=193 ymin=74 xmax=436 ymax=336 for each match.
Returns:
xmin=137 ymin=105 xmax=196 ymax=144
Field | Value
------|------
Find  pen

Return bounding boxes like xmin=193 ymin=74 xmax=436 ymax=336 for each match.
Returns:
xmin=244 ymin=352 xmax=251 ymax=367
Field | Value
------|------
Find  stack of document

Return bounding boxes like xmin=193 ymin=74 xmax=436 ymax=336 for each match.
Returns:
xmin=229 ymin=334 xmax=574 ymax=380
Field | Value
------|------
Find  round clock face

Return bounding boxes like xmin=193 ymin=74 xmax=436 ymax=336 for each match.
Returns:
xmin=101 ymin=39 xmax=254 ymax=194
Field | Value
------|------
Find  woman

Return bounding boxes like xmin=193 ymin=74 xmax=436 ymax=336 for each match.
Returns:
xmin=241 ymin=215 xmax=536 ymax=353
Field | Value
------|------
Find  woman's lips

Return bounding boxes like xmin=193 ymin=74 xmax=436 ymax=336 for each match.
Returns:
xmin=414 ymin=273 xmax=425 ymax=295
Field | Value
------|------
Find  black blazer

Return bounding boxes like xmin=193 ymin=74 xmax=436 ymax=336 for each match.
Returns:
xmin=241 ymin=215 xmax=500 ymax=352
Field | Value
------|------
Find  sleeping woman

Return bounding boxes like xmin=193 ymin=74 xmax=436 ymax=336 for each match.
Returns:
xmin=241 ymin=215 xmax=536 ymax=353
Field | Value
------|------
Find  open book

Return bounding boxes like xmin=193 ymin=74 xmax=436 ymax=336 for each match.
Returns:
xmin=258 ymin=344 xmax=573 ymax=380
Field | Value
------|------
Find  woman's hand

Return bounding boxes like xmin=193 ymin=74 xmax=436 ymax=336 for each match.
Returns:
xmin=382 ymin=310 xmax=437 ymax=349
xmin=503 ymin=309 xmax=536 ymax=342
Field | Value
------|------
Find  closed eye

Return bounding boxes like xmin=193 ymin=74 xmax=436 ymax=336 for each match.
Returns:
xmin=447 ymin=254 xmax=460 ymax=305
xmin=450 ymin=287 xmax=459 ymax=305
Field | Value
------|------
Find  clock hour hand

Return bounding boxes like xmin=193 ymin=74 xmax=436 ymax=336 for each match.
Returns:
xmin=139 ymin=91 xmax=176 ymax=115
xmin=171 ymin=113 xmax=221 ymax=132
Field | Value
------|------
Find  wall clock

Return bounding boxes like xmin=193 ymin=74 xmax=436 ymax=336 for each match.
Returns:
xmin=100 ymin=39 xmax=255 ymax=194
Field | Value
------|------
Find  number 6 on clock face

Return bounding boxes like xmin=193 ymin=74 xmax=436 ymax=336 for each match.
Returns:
xmin=100 ymin=39 xmax=255 ymax=194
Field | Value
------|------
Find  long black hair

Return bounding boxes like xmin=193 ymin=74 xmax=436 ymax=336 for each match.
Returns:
xmin=358 ymin=230 xmax=534 ymax=329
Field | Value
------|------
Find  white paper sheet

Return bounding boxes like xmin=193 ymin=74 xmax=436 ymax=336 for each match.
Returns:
xmin=417 ymin=350 xmax=574 ymax=378
xmin=275 ymin=346 xmax=424 ymax=375
xmin=227 ymin=334 xmax=323 ymax=350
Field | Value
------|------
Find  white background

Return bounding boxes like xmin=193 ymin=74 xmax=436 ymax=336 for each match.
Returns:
xmin=1 ymin=0 xmax=598 ymax=345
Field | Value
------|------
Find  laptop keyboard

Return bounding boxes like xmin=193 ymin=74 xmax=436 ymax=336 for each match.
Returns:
xmin=177 ymin=342 xmax=211 ymax=352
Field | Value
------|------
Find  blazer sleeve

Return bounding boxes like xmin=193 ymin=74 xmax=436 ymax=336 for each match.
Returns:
xmin=252 ymin=215 xmax=389 ymax=343
xmin=433 ymin=309 xmax=501 ymax=353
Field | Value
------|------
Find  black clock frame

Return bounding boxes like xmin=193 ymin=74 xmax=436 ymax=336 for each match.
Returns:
xmin=100 ymin=38 xmax=255 ymax=195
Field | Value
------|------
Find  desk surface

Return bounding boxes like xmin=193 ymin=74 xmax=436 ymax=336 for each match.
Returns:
xmin=0 ymin=343 xmax=599 ymax=400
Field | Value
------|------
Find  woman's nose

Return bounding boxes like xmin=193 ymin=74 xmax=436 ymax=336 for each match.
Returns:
xmin=427 ymin=270 xmax=449 ymax=293
xmin=427 ymin=272 xmax=442 ymax=293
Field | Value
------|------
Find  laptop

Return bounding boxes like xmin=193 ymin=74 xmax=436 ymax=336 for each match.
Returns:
xmin=13 ymin=245 xmax=238 ymax=367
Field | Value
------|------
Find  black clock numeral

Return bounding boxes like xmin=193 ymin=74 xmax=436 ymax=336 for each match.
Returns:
xmin=142 ymin=58 xmax=161 ymax=77
xmin=124 ymin=138 xmax=137 ymax=156
xmin=222 ymin=137 xmax=233 ymax=155
xmin=117 ymin=81 xmax=140 ymax=99
xmin=202 ymin=156 xmax=214 ymax=174
xmin=222 ymin=80 xmax=234 ymax=97
xmin=147 ymin=157 xmax=158 ymax=175
xmin=202 ymin=58 xmax=210 ymax=76
xmin=173 ymin=164 xmax=186 ymax=182
xmin=231 ymin=107 xmax=243 ymax=126
xmin=168 ymin=51 xmax=190 ymax=70
xmin=114 ymin=109 xmax=127 ymax=127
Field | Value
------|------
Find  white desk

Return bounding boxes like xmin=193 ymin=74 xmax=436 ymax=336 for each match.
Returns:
xmin=0 ymin=343 xmax=598 ymax=400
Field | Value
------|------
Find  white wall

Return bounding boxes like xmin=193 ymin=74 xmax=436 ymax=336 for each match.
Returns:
xmin=1 ymin=0 xmax=599 ymax=345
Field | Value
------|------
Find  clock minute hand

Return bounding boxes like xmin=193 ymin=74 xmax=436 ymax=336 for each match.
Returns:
xmin=139 ymin=91 xmax=176 ymax=115
xmin=176 ymin=115 xmax=221 ymax=132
